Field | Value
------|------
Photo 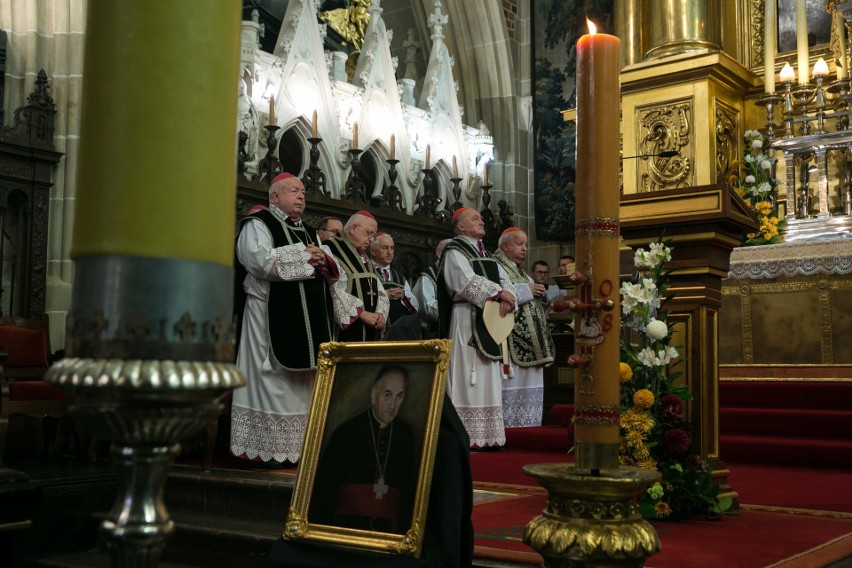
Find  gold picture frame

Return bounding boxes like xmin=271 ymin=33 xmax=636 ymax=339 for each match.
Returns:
xmin=283 ymin=339 xmax=451 ymax=557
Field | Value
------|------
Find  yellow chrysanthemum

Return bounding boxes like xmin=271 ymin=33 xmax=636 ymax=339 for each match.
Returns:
xmin=633 ymin=443 xmax=651 ymax=460
xmin=619 ymin=362 xmax=633 ymax=382
xmin=624 ymin=430 xmax=646 ymax=448
xmin=621 ymin=409 xmax=655 ymax=433
xmin=638 ymin=457 xmax=658 ymax=470
xmin=654 ymin=501 xmax=672 ymax=518
xmin=633 ymin=389 xmax=655 ymax=409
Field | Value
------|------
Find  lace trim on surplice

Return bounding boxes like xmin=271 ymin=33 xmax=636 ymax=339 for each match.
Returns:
xmin=330 ymin=277 xmax=362 ymax=328
xmin=455 ymin=405 xmax=506 ymax=448
xmin=230 ymin=404 xmax=307 ymax=463
xmin=461 ymin=274 xmax=502 ymax=308
xmin=502 ymin=386 xmax=544 ymax=428
xmin=271 ymin=244 xmax=314 ymax=280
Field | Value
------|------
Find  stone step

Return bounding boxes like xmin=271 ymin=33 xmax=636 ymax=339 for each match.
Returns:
xmin=164 ymin=465 xmax=297 ymax=523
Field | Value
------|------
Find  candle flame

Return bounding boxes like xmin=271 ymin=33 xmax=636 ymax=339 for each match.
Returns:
xmin=779 ymin=62 xmax=795 ymax=82
xmin=587 ymin=18 xmax=597 ymax=35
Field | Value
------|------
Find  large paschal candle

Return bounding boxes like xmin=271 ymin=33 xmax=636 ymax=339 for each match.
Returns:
xmin=72 ymin=1 xmax=241 ymax=266
xmin=573 ymin=19 xmax=621 ymax=472
xmin=64 ymin=1 xmax=243 ymax=365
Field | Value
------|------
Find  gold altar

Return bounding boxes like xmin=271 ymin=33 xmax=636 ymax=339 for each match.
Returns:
xmin=720 ymin=238 xmax=852 ymax=366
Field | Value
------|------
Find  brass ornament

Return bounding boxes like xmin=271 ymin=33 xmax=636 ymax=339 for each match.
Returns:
xmin=638 ymin=101 xmax=692 ymax=191
xmin=522 ymin=464 xmax=661 ymax=567
xmin=320 ymin=0 xmax=371 ymax=49
xmin=715 ymin=101 xmax=739 ymax=187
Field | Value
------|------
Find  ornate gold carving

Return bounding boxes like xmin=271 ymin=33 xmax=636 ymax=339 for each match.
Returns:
xmin=638 ymin=101 xmax=692 ymax=192
xmin=320 ymin=0 xmax=371 ymax=49
xmin=715 ymin=101 xmax=739 ymax=187
xmin=284 ymin=510 xmax=309 ymax=539
xmin=522 ymin=464 xmax=661 ymax=566
xmin=751 ymin=0 xmax=765 ymax=69
xmin=740 ymin=283 xmax=754 ymax=364
xmin=389 ymin=522 xmax=421 ymax=555
xmin=818 ymin=278 xmax=834 ymax=363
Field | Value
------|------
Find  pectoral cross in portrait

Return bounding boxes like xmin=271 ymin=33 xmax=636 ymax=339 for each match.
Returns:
xmin=373 ymin=476 xmax=389 ymax=499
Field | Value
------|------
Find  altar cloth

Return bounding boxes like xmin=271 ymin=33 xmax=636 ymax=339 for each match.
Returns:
xmin=728 ymin=238 xmax=852 ymax=280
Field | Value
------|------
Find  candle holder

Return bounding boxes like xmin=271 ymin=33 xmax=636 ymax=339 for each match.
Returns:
xmin=417 ymin=168 xmax=440 ymax=217
xmin=813 ymin=75 xmax=828 ymax=134
xmin=450 ymin=176 xmax=463 ymax=211
xmin=301 ymin=137 xmax=327 ymax=195
xmin=257 ymin=124 xmax=282 ymax=183
xmin=843 ymin=158 xmax=852 ymax=216
xmin=344 ymin=148 xmax=368 ymax=203
xmin=480 ymin=182 xmax=495 ymax=232
xmin=791 ymin=84 xmax=817 ymax=136
xmin=237 ymin=130 xmax=250 ymax=178
xmin=797 ymin=152 xmax=814 ymax=218
xmin=755 ymin=93 xmax=782 ymax=142
xmin=381 ymin=158 xmax=403 ymax=211
xmin=781 ymin=80 xmax=796 ymax=138
xmin=828 ymin=78 xmax=852 ymax=131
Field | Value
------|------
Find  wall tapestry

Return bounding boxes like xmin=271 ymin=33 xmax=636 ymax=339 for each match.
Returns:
xmin=533 ymin=0 xmax=614 ymax=242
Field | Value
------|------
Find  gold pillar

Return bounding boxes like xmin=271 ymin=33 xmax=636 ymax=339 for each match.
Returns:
xmin=614 ymin=0 xmax=651 ymax=68
xmin=645 ymin=0 xmax=722 ymax=60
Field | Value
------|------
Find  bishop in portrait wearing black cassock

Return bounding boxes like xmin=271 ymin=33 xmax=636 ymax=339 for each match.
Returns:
xmin=309 ymin=365 xmax=417 ymax=533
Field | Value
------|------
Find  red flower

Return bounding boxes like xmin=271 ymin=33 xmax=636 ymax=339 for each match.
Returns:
xmin=660 ymin=394 xmax=684 ymax=421
xmin=662 ymin=428 xmax=690 ymax=457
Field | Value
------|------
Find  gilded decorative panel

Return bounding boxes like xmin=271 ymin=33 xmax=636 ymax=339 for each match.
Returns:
xmin=715 ymin=100 xmax=739 ymax=187
xmin=636 ymin=98 xmax=694 ymax=192
xmin=721 ymin=273 xmax=852 ymax=364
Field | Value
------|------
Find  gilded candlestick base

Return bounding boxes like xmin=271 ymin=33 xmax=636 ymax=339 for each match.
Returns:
xmin=523 ymin=463 xmax=661 ymax=567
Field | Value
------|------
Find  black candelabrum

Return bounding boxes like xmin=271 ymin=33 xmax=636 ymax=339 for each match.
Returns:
xmin=257 ymin=125 xmax=282 ymax=183
xmin=480 ymin=181 xmax=495 ymax=230
xmin=344 ymin=148 xmax=368 ymax=203
xmin=382 ymin=159 xmax=403 ymax=211
xmin=450 ymin=176 xmax=463 ymax=212
xmin=418 ymin=168 xmax=441 ymax=217
xmin=302 ymin=137 xmax=327 ymax=194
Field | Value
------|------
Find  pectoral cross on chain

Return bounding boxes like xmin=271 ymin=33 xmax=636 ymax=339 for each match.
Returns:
xmin=373 ymin=476 xmax=389 ymax=499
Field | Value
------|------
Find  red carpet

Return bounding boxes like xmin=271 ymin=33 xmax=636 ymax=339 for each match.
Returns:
xmin=719 ymin=381 xmax=852 ymax=468
xmin=471 ymin=447 xmax=852 ymax=567
xmin=473 ymin=493 xmax=852 ymax=568
xmin=471 ymin=422 xmax=852 ymax=568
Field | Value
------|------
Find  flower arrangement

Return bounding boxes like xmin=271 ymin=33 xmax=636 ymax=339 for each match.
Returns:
xmin=619 ymin=240 xmax=732 ymax=520
xmin=730 ymin=130 xmax=785 ymax=246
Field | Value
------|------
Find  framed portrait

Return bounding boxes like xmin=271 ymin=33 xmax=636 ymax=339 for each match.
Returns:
xmin=284 ymin=339 xmax=451 ymax=557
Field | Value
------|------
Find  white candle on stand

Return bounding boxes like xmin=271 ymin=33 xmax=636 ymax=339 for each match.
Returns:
xmin=764 ymin=0 xmax=776 ymax=93
xmin=796 ymin=0 xmax=809 ymax=85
